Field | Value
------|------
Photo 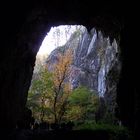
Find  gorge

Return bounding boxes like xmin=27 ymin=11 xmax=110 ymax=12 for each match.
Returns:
xmin=45 ymin=26 xmax=121 ymax=117
xmin=0 ymin=0 xmax=138 ymax=139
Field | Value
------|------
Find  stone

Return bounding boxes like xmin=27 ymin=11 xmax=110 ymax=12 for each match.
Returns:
xmin=46 ymin=27 xmax=121 ymax=118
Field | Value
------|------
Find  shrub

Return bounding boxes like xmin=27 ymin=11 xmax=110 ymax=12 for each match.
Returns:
xmin=73 ymin=122 xmax=133 ymax=140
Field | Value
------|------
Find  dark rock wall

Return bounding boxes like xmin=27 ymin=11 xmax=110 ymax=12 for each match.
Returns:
xmin=0 ymin=8 xmax=50 ymax=129
xmin=46 ymin=27 xmax=121 ymax=118
xmin=0 ymin=0 xmax=138 ymax=137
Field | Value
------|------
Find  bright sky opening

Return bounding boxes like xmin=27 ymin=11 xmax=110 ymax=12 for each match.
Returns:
xmin=37 ymin=25 xmax=79 ymax=56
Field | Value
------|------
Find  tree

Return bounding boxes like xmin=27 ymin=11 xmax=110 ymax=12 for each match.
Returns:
xmin=27 ymin=48 xmax=100 ymax=125
xmin=50 ymin=49 xmax=73 ymax=124
xmin=52 ymin=27 xmax=61 ymax=47
xmin=27 ymin=65 xmax=53 ymax=122
xmin=66 ymin=86 xmax=100 ymax=123
xmin=64 ymin=25 xmax=71 ymax=41
xmin=27 ymin=49 xmax=73 ymax=124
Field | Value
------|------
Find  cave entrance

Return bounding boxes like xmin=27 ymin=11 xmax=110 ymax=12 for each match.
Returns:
xmin=26 ymin=24 xmax=121 ymax=130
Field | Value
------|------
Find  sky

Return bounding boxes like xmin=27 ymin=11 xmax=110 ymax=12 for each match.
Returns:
xmin=37 ymin=25 xmax=79 ymax=56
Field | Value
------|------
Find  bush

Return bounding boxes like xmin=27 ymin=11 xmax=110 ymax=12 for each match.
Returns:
xmin=73 ymin=122 xmax=133 ymax=140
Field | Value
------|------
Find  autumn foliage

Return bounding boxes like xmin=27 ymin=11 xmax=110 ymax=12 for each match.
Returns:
xmin=27 ymin=49 xmax=99 ymax=125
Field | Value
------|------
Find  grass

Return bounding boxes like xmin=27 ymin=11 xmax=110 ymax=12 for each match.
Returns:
xmin=73 ymin=122 xmax=133 ymax=140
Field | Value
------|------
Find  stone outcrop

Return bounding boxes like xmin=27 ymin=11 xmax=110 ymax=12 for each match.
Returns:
xmin=47 ymin=28 xmax=121 ymax=95
xmin=1 ymin=1 xmax=138 ymax=138
xmin=46 ymin=27 xmax=121 ymax=116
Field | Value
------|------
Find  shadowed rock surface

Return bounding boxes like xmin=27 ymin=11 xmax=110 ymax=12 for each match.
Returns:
xmin=6 ymin=129 xmax=131 ymax=140
xmin=46 ymin=27 xmax=121 ymax=116
xmin=0 ymin=0 xmax=138 ymax=139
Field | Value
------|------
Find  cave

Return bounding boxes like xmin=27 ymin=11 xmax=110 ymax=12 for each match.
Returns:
xmin=28 ymin=24 xmax=121 ymax=125
xmin=0 ymin=0 xmax=138 ymax=139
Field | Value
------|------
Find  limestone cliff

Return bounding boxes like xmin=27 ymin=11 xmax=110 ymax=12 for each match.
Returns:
xmin=47 ymin=28 xmax=120 ymax=92
xmin=46 ymin=27 xmax=121 ymax=115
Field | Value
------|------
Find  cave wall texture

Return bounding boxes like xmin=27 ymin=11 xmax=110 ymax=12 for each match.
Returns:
xmin=0 ymin=0 xmax=139 ymax=138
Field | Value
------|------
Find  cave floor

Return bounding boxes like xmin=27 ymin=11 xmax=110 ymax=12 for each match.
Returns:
xmin=6 ymin=129 xmax=131 ymax=140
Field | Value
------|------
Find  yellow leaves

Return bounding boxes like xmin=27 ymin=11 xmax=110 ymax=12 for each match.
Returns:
xmin=51 ymin=49 xmax=73 ymax=95
xmin=46 ymin=48 xmax=74 ymax=123
xmin=29 ymin=48 xmax=74 ymax=123
xmin=66 ymin=105 xmax=84 ymax=121
xmin=63 ymin=83 xmax=72 ymax=94
xmin=53 ymin=49 xmax=73 ymax=79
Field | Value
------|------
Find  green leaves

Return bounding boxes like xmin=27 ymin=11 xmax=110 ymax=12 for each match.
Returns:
xmin=66 ymin=86 xmax=100 ymax=122
xmin=27 ymin=65 xmax=54 ymax=122
xmin=27 ymin=51 xmax=100 ymax=124
xmin=69 ymin=87 xmax=95 ymax=105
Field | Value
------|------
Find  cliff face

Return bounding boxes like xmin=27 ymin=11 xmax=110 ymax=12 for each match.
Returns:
xmin=0 ymin=1 xmax=138 ymax=136
xmin=47 ymin=27 xmax=121 ymax=94
xmin=47 ymin=27 xmax=121 ymax=114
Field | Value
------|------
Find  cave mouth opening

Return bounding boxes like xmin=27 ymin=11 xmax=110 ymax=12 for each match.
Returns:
xmin=26 ymin=24 xmax=121 ymax=131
